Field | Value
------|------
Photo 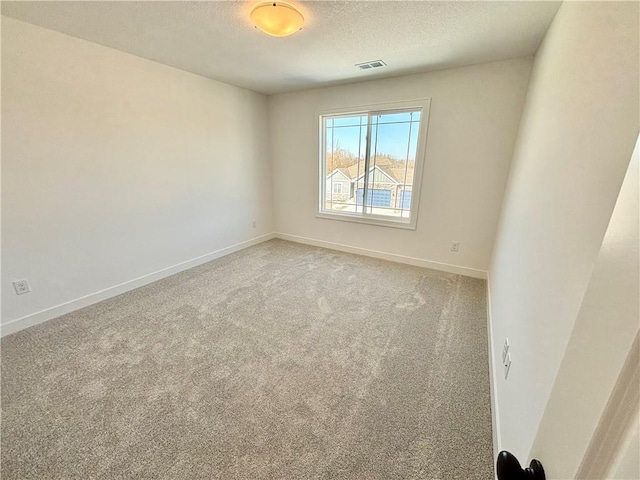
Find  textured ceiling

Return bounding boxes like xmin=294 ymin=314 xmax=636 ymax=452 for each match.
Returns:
xmin=1 ymin=1 xmax=561 ymax=94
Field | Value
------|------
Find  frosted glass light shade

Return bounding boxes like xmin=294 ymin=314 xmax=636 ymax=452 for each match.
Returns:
xmin=250 ymin=2 xmax=304 ymax=37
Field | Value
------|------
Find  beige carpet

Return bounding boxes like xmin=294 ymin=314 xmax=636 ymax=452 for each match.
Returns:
xmin=1 ymin=239 xmax=494 ymax=479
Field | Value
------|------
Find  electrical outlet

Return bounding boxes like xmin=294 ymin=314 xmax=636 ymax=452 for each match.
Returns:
xmin=252 ymin=220 xmax=257 ymax=228
xmin=13 ymin=279 xmax=31 ymax=295
xmin=502 ymin=338 xmax=510 ymax=364
xmin=451 ymin=241 xmax=460 ymax=252
xmin=504 ymin=353 xmax=512 ymax=379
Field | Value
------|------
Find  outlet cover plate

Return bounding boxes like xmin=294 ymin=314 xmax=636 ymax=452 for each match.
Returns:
xmin=13 ymin=279 xmax=31 ymax=295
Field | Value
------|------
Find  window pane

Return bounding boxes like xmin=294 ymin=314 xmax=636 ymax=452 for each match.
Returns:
xmin=375 ymin=111 xmax=413 ymax=124
xmin=324 ymin=115 xmax=367 ymax=214
xmin=364 ymin=110 xmax=420 ymax=219
xmin=333 ymin=115 xmax=367 ymax=128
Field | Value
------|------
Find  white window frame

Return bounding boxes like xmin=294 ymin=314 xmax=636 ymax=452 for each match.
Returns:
xmin=333 ymin=182 xmax=343 ymax=194
xmin=316 ymin=99 xmax=431 ymax=230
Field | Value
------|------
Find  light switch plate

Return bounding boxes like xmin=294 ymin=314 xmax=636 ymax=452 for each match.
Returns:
xmin=504 ymin=353 xmax=512 ymax=379
xmin=502 ymin=338 xmax=510 ymax=364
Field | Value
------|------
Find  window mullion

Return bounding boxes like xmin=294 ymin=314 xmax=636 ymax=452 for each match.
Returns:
xmin=401 ymin=114 xmax=414 ymax=214
xmin=362 ymin=114 xmax=374 ymax=215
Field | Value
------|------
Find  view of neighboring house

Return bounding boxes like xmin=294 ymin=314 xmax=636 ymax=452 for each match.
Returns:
xmin=326 ymin=157 xmax=415 ymax=210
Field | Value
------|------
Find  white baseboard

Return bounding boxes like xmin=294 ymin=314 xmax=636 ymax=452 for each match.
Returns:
xmin=2 ymin=231 xmax=488 ymax=338
xmin=275 ymin=232 xmax=488 ymax=279
xmin=486 ymin=273 xmax=502 ymax=475
xmin=1 ymin=233 xmax=276 ymax=338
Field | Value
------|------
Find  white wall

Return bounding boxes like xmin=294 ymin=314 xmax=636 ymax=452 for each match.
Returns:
xmin=1 ymin=17 xmax=273 ymax=332
xmin=488 ymin=0 xmax=639 ymax=468
xmin=531 ymin=138 xmax=639 ymax=478
xmin=268 ymin=57 xmax=533 ymax=274
xmin=608 ymin=409 xmax=640 ymax=480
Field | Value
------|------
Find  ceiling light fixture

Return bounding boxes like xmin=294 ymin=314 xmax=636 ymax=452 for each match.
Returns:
xmin=250 ymin=2 xmax=304 ymax=37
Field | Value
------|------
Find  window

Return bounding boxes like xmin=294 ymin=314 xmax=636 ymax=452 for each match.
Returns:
xmin=318 ymin=100 xmax=430 ymax=229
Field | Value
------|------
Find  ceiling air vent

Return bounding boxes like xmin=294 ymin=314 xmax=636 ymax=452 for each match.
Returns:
xmin=356 ymin=60 xmax=387 ymax=70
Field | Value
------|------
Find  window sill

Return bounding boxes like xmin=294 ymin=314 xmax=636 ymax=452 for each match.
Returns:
xmin=315 ymin=211 xmax=417 ymax=230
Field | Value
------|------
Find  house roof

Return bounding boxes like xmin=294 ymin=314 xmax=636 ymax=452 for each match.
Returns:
xmin=337 ymin=168 xmax=353 ymax=179
xmin=332 ymin=160 xmax=415 ymax=185
xmin=327 ymin=169 xmax=352 ymax=181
